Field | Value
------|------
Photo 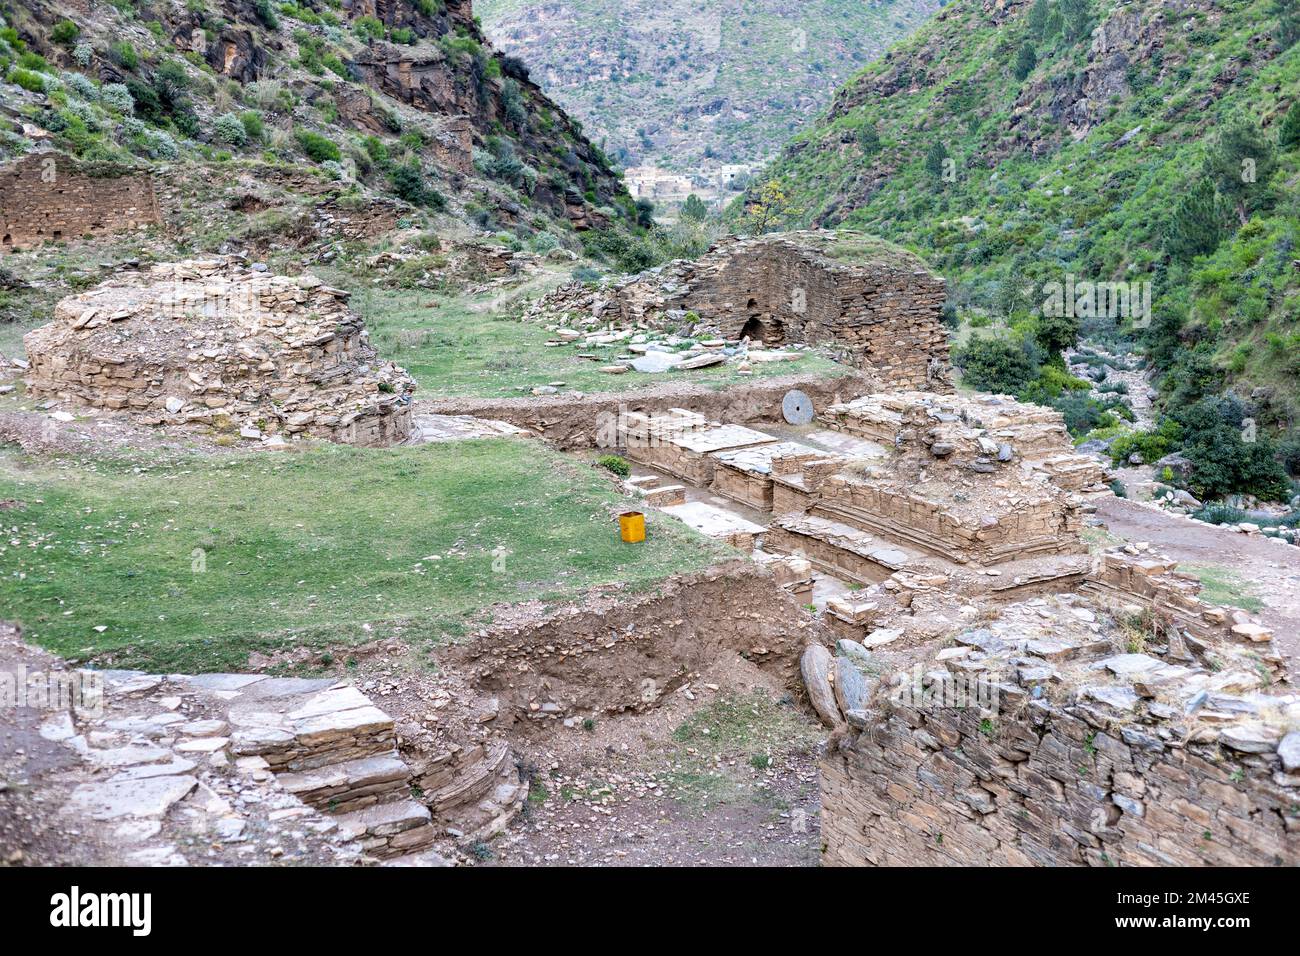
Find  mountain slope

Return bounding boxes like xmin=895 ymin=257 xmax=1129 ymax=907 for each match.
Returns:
xmin=475 ymin=0 xmax=940 ymax=173
xmin=0 ymin=0 xmax=635 ymax=237
xmin=744 ymin=0 xmax=1300 ymax=499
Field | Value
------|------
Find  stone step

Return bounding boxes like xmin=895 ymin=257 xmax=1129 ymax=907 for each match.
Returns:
xmin=275 ymin=752 xmax=410 ymax=813
xmin=334 ymin=798 xmax=438 ymax=859
xmin=425 ymin=741 xmax=511 ymax=814
xmin=229 ymin=685 xmax=396 ymax=772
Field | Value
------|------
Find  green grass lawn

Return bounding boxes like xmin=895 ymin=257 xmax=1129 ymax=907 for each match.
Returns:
xmin=0 ymin=438 xmax=728 ymax=673
xmin=1180 ymin=563 xmax=1265 ymax=613
xmin=342 ymin=280 xmax=851 ymax=399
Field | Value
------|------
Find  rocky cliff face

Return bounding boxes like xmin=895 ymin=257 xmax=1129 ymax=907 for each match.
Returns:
xmin=4 ymin=0 xmax=630 ymax=232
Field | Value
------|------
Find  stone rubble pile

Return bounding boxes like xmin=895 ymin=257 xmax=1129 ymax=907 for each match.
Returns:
xmin=825 ymin=391 xmax=1109 ymax=495
xmin=23 ymin=258 xmax=416 ymax=447
xmin=536 ymin=322 xmax=812 ymax=378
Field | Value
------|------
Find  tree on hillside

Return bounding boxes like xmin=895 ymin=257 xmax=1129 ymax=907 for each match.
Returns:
xmin=859 ymin=124 xmax=882 ymax=156
xmin=1060 ymin=0 xmax=1092 ymax=42
xmin=1035 ymin=310 xmax=1080 ymax=362
xmin=1204 ymin=115 xmax=1277 ymax=224
xmin=952 ymin=335 xmax=1040 ymax=394
xmin=1279 ymin=101 xmax=1300 ymax=150
xmin=680 ymin=193 xmax=708 ymax=221
xmin=1014 ymin=43 xmax=1038 ymax=81
xmin=1276 ymin=0 xmax=1300 ymax=49
xmin=1027 ymin=0 xmax=1052 ymax=38
xmin=634 ymin=198 xmax=656 ymax=228
xmin=743 ymin=179 xmax=793 ymax=234
xmin=925 ymin=140 xmax=950 ymax=180
xmin=1162 ymin=177 xmax=1226 ymax=262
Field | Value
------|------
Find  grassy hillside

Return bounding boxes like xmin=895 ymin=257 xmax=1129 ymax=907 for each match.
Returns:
xmin=476 ymin=0 xmax=940 ymax=171
xmin=743 ymin=0 xmax=1300 ymax=502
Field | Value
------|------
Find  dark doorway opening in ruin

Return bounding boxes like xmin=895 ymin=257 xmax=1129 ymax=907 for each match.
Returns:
xmin=740 ymin=316 xmax=764 ymax=343
xmin=1 ymin=235 xmax=10 ymax=246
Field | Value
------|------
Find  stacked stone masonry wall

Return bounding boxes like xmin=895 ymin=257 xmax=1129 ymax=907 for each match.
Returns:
xmin=0 ymin=153 xmax=159 ymax=250
xmin=821 ymin=696 xmax=1299 ymax=866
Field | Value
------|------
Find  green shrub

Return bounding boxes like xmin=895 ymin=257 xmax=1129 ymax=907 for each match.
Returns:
xmin=353 ymin=15 xmax=385 ymax=42
xmin=213 ymin=112 xmax=247 ymax=146
xmin=8 ymin=67 xmax=47 ymax=93
xmin=1107 ymin=419 xmax=1182 ymax=467
xmin=109 ymin=41 xmax=139 ymax=71
xmin=1191 ymin=504 xmax=1249 ymax=526
xmin=254 ymin=0 xmax=280 ymax=29
xmin=389 ymin=161 xmax=445 ymax=209
xmin=597 ymin=455 xmax=631 ymax=479
xmin=51 ymin=20 xmax=81 ymax=46
xmin=952 ymin=335 xmax=1039 ymax=394
xmin=362 ymin=135 xmax=389 ymax=164
xmin=239 ymin=110 xmax=264 ymax=141
xmin=322 ymin=53 xmax=349 ymax=79
xmin=100 ymin=83 xmax=134 ymax=114
xmin=295 ymin=128 xmax=340 ymax=162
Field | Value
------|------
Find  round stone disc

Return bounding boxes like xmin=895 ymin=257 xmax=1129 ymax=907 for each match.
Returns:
xmin=781 ymin=389 xmax=814 ymax=426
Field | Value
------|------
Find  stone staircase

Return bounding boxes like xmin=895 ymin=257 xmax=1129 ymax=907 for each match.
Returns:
xmin=225 ymin=681 xmax=440 ymax=859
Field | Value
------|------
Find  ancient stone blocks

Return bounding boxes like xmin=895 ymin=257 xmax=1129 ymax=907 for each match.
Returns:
xmin=0 ymin=152 xmax=160 ymax=251
xmin=531 ymin=230 xmax=952 ymax=390
xmin=23 ymin=258 xmax=416 ymax=446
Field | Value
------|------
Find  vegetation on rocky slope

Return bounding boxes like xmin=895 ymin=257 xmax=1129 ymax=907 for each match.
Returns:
xmin=0 ymin=0 xmax=638 ymax=241
xmin=476 ymin=0 xmax=940 ymax=170
xmin=742 ymin=0 xmax=1300 ymax=502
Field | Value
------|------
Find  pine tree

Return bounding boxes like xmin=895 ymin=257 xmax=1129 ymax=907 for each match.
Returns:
xmin=680 ymin=194 xmax=708 ymax=221
xmin=859 ymin=125 xmax=882 ymax=155
xmin=1204 ymin=115 xmax=1277 ymax=223
xmin=1162 ymin=178 xmax=1225 ymax=262
xmin=925 ymin=140 xmax=949 ymax=179
xmin=1027 ymin=0 xmax=1052 ymax=38
xmin=1279 ymin=101 xmax=1300 ymax=150
xmin=1276 ymin=0 xmax=1300 ymax=49
xmin=1014 ymin=43 xmax=1038 ymax=81
xmin=1060 ymin=0 xmax=1091 ymax=42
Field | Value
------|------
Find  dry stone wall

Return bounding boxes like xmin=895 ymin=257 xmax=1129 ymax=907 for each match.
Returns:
xmin=0 ymin=152 xmax=160 ymax=251
xmin=818 ymin=552 xmax=1295 ymax=867
xmin=24 ymin=258 xmax=416 ymax=446
xmin=822 ymin=681 xmax=1300 ymax=867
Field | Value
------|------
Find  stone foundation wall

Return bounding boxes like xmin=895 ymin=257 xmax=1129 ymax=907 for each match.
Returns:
xmin=1081 ymin=549 xmax=1283 ymax=675
xmin=821 ymin=694 xmax=1299 ymax=866
xmin=0 ymin=153 xmax=159 ymax=251
xmin=814 ymin=475 xmax=1082 ymax=564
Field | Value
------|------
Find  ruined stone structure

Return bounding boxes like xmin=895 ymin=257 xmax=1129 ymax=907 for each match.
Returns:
xmin=24 ymin=258 xmax=416 ymax=446
xmin=819 ymin=564 xmax=1297 ymax=866
xmin=0 ymin=152 xmax=160 ymax=251
xmin=529 ymin=231 xmax=951 ymax=390
xmin=764 ymin=392 xmax=1103 ymax=577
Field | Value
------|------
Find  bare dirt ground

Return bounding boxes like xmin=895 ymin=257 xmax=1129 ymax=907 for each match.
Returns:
xmin=484 ymin=656 xmax=825 ymax=867
xmin=0 ymin=630 xmax=122 ymax=867
xmin=1098 ymin=495 xmax=1300 ymax=666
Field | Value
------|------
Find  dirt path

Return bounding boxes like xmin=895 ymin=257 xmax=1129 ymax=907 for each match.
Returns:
xmin=1097 ymin=496 xmax=1300 ymax=666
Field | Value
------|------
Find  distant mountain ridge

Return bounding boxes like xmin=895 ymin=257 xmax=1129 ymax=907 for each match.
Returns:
xmin=475 ymin=0 xmax=941 ymax=173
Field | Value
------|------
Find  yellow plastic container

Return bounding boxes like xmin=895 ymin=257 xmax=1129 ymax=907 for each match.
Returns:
xmin=619 ymin=511 xmax=646 ymax=543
